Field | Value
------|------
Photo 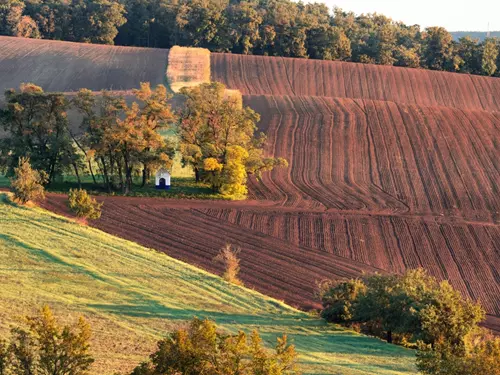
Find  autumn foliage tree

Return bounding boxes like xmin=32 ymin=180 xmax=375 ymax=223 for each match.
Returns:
xmin=68 ymin=188 xmax=103 ymax=219
xmin=178 ymin=82 xmax=287 ymax=199
xmin=72 ymin=83 xmax=175 ymax=193
xmin=130 ymin=318 xmax=300 ymax=375
xmin=10 ymin=157 xmax=47 ymax=204
xmin=214 ymin=244 xmax=243 ymax=286
xmin=2 ymin=306 xmax=94 ymax=375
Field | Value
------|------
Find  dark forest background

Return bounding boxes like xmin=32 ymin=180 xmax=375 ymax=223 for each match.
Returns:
xmin=1 ymin=0 xmax=500 ymax=77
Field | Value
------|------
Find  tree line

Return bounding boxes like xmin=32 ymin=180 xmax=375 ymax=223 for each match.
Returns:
xmin=0 ymin=307 xmax=299 ymax=375
xmin=0 ymin=82 xmax=285 ymax=199
xmin=318 ymin=269 xmax=500 ymax=375
xmin=1 ymin=0 xmax=500 ymax=77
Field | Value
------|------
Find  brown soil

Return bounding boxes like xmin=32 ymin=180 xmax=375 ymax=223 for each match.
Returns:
xmin=3 ymin=38 xmax=498 ymax=332
xmin=211 ymin=53 xmax=500 ymax=112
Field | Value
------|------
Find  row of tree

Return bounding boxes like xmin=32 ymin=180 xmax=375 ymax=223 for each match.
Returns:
xmin=1 ymin=0 xmax=500 ymax=77
xmin=318 ymin=269 xmax=500 ymax=375
xmin=0 ymin=307 xmax=299 ymax=375
xmin=0 ymin=82 xmax=285 ymax=198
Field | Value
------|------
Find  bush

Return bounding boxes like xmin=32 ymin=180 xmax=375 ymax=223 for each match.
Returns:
xmin=10 ymin=157 xmax=47 ymax=204
xmin=214 ymin=244 xmax=243 ymax=286
xmin=319 ymin=269 xmax=485 ymax=346
xmin=1 ymin=306 xmax=94 ymax=375
xmin=68 ymin=189 xmax=103 ymax=219
xmin=130 ymin=318 xmax=300 ymax=375
xmin=318 ymin=278 xmax=366 ymax=323
xmin=416 ymin=332 xmax=500 ymax=375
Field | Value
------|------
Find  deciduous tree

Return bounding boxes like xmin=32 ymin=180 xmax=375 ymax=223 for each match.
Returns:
xmin=178 ymin=82 xmax=286 ymax=199
xmin=10 ymin=157 xmax=47 ymax=204
xmin=130 ymin=318 xmax=300 ymax=375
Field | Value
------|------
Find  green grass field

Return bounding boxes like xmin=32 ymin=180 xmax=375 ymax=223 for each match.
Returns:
xmin=0 ymin=194 xmax=416 ymax=375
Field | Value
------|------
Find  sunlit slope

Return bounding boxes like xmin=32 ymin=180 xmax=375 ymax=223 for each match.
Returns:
xmin=245 ymin=95 xmax=500 ymax=222
xmin=211 ymin=53 xmax=500 ymax=112
xmin=0 ymin=195 xmax=416 ymax=375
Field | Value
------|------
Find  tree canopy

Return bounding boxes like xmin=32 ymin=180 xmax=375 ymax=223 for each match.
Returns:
xmin=178 ymin=82 xmax=287 ymax=199
xmin=130 ymin=317 xmax=300 ymax=375
xmin=1 ymin=0 xmax=499 ymax=77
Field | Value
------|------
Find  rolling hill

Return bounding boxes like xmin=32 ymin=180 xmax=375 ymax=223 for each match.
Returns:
xmin=0 ymin=194 xmax=416 ymax=375
xmin=211 ymin=52 xmax=500 ymax=112
xmin=1 ymin=36 xmax=499 ymax=335
xmin=0 ymin=36 xmax=168 ymax=94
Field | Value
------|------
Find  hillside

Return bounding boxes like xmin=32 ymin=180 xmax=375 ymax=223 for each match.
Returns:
xmin=0 ymin=36 xmax=168 ymax=93
xmin=40 ymin=192 xmax=500 ymax=334
xmin=244 ymin=95 xmax=500 ymax=222
xmin=211 ymin=53 xmax=500 ymax=112
xmin=0 ymin=194 xmax=416 ymax=375
xmin=1 ymin=36 xmax=499 ymax=335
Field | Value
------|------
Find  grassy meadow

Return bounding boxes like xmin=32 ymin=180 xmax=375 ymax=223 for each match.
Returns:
xmin=0 ymin=193 xmax=416 ymax=375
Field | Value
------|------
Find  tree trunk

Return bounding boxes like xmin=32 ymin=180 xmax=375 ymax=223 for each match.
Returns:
xmin=100 ymin=156 xmax=111 ymax=192
xmin=141 ymin=166 xmax=147 ymax=187
xmin=387 ymin=330 xmax=392 ymax=344
xmin=88 ymin=159 xmax=97 ymax=185
xmin=195 ymin=167 xmax=200 ymax=183
xmin=72 ymin=162 xmax=82 ymax=189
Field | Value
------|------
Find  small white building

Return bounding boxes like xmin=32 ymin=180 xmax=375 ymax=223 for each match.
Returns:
xmin=155 ymin=168 xmax=171 ymax=190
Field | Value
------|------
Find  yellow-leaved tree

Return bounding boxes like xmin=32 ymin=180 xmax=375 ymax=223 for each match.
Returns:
xmin=178 ymin=82 xmax=287 ymax=199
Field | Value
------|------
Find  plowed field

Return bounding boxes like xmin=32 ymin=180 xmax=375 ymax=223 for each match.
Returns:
xmin=244 ymin=95 xmax=500 ymax=222
xmin=0 ymin=36 xmax=168 ymax=94
xmin=211 ymin=53 xmax=500 ymax=112
xmin=41 ymin=194 xmax=500 ymax=333
xmin=2 ymin=37 xmax=498 ymax=333
xmin=41 ymin=194 xmax=379 ymax=310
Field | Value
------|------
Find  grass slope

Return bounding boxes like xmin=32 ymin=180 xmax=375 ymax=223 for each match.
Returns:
xmin=0 ymin=194 xmax=415 ymax=375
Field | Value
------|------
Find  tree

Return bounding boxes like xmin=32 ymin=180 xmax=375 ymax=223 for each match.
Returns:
xmin=24 ymin=0 xmax=72 ymax=40
xmin=178 ymin=82 xmax=286 ymax=198
xmin=419 ymin=281 xmax=484 ymax=347
xmin=423 ymin=27 xmax=454 ymax=70
xmin=68 ymin=188 xmax=103 ymax=219
xmin=0 ymin=340 xmax=10 ymax=375
xmin=456 ymin=37 xmax=481 ymax=74
xmin=318 ymin=278 xmax=366 ymax=323
xmin=70 ymin=0 xmax=126 ymax=44
xmin=481 ymin=38 xmax=499 ymax=76
xmin=214 ymin=244 xmax=243 ymax=285
xmin=15 ymin=15 xmax=40 ymax=38
xmin=130 ymin=318 xmax=300 ymax=375
xmin=319 ymin=269 xmax=485 ymax=346
xmin=72 ymin=83 xmax=175 ymax=193
xmin=0 ymin=0 xmax=24 ymax=36
xmin=10 ymin=157 xmax=47 ymax=204
xmin=5 ymin=306 xmax=94 ymax=375
xmin=306 ymin=25 xmax=351 ymax=61
xmin=1 ymin=84 xmax=76 ymax=183
xmin=416 ymin=333 xmax=500 ymax=375
xmin=227 ymin=1 xmax=263 ymax=55
xmin=9 ymin=327 xmax=38 ymax=375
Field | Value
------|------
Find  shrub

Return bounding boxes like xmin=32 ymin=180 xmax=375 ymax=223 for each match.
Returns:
xmin=2 ymin=306 xmax=94 ymax=375
xmin=416 ymin=332 xmax=500 ymax=375
xmin=319 ymin=269 xmax=485 ymax=346
xmin=214 ymin=244 xmax=243 ymax=286
xmin=130 ymin=318 xmax=300 ymax=375
xmin=318 ymin=279 xmax=366 ymax=323
xmin=68 ymin=189 xmax=103 ymax=219
xmin=10 ymin=157 xmax=47 ymax=204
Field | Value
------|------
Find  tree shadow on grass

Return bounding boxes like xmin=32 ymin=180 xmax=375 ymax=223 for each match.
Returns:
xmin=87 ymin=301 xmax=313 ymax=328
